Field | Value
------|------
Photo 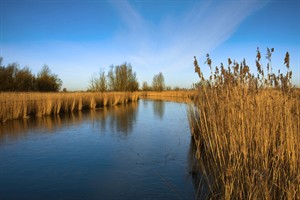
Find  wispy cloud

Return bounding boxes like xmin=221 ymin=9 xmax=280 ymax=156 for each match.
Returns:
xmin=108 ymin=0 xmax=269 ymax=85
xmin=103 ymin=0 xmax=269 ymax=84
xmin=110 ymin=0 xmax=144 ymax=33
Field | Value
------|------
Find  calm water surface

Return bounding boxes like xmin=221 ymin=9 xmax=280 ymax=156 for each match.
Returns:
xmin=0 ymin=100 xmax=201 ymax=199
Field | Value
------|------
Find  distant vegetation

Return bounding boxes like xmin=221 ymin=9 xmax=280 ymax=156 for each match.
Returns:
xmin=0 ymin=57 xmax=62 ymax=92
xmin=152 ymin=72 xmax=165 ymax=91
xmin=89 ymin=63 xmax=139 ymax=92
xmin=141 ymin=72 xmax=166 ymax=91
xmin=89 ymin=63 xmax=168 ymax=92
xmin=189 ymin=48 xmax=299 ymax=199
xmin=0 ymin=56 xmax=186 ymax=122
xmin=0 ymin=57 xmax=181 ymax=92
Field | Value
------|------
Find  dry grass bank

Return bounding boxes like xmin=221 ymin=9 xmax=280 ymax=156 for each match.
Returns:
xmin=0 ymin=92 xmax=139 ymax=122
xmin=139 ymin=90 xmax=196 ymax=103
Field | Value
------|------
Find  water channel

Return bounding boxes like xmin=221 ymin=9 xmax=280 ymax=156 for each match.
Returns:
xmin=0 ymin=99 xmax=202 ymax=199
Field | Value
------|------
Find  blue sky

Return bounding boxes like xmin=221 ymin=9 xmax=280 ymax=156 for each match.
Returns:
xmin=0 ymin=0 xmax=299 ymax=90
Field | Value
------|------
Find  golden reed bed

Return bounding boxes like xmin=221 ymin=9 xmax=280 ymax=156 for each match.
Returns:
xmin=138 ymin=90 xmax=196 ymax=103
xmin=188 ymin=52 xmax=300 ymax=199
xmin=189 ymin=87 xmax=300 ymax=199
xmin=139 ymin=90 xmax=196 ymax=98
xmin=0 ymin=92 xmax=139 ymax=122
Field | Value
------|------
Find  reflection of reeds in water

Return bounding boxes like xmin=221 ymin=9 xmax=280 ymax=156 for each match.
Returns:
xmin=0 ymin=92 xmax=139 ymax=122
xmin=0 ymin=114 xmax=65 ymax=142
xmin=0 ymin=102 xmax=139 ymax=142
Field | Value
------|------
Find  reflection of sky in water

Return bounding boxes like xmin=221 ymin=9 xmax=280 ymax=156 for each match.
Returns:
xmin=0 ymin=100 xmax=204 ymax=199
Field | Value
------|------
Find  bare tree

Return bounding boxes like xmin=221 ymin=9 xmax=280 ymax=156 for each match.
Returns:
xmin=107 ymin=63 xmax=139 ymax=91
xmin=142 ymin=81 xmax=151 ymax=91
xmin=152 ymin=72 xmax=165 ymax=91
xmin=89 ymin=69 xmax=107 ymax=92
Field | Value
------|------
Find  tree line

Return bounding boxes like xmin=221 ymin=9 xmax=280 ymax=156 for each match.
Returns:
xmin=89 ymin=63 xmax=139 ymax=92
xmin=141 ymin=72 xmax=165 ymax=91
xmin=0 ymin=57 xmax=168 ymax=92
xmin=88 ymin=63 xmax=166 ymax=92
xmin=0 ymin=57 xmax=62 ymax=92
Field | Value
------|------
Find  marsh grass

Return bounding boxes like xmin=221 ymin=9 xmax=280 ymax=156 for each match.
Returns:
xmin=140 ymin=91 xmax=197 ymax=103
xmin=189 ymin=49 xmax=300 ymax=199
xmin=0 ymin=92 xmax=139 ymax=122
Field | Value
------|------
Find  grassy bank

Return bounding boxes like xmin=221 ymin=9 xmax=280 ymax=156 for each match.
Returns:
xmin=139 ymin=90 xmax=196 ymax=102
xmin=189 ymin=53 xmax=300 ymax=199
xmin=0 ymin=92 xmax=139 ymax=122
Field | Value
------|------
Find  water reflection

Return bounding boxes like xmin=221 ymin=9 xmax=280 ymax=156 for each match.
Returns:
xmin=89 ymin=102 xmax=138 ymax=138
xmin=153 ymin=100 xmax=165 ymax=119
xmin=0 ymin=100 xmax=206 ymax=199
xmin=0 ymin=102 xmax=139 ymax=143
xmin=0 ymin=114 xmax=68 ymax=143
xmin=142 ymin=99 xmax=148 ymax=107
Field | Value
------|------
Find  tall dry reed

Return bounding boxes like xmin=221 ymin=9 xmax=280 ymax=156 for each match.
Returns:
xmin=189 ymin=49 xmax=300 ymax=199
xmin=0 ymin=92 xmax=139 ymax=122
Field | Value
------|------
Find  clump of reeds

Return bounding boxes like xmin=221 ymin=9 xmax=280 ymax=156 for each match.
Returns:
xmin=0 ymin=92 xmax=140 ymax=122
xmin=189 ymin=48 xmax=300 ymax=199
